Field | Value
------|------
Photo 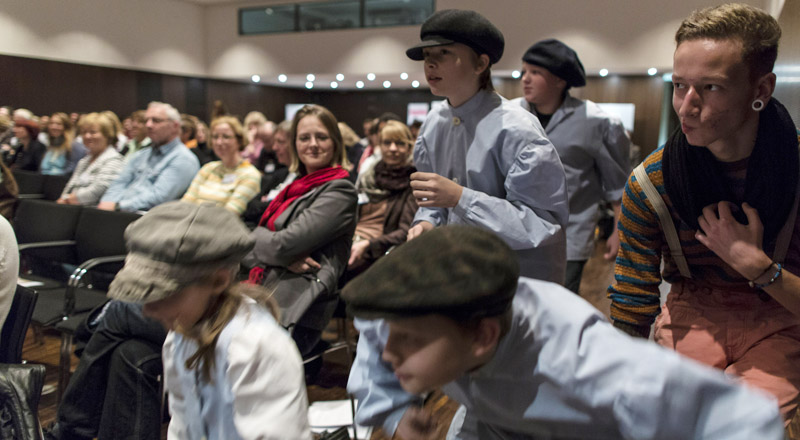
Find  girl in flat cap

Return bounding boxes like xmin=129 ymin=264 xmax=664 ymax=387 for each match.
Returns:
xmin=108 ymin=201 xmax=310 ymax=439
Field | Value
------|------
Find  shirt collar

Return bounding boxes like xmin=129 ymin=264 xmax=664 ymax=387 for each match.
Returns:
xmin=450 ymin=89 xmax=491 ymax=120
xmin=151 ymin=137 xmax=181 ymax=156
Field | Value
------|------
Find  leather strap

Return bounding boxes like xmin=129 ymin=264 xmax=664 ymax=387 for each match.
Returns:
xmin=634 ymin=163 xmax=692 ymax=278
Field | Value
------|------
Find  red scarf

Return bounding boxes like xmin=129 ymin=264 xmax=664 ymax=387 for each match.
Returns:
xmin=249 ymin=166 xmax=349 ymax=285
xmin=258 ymin=166 xmax=350 ymax=231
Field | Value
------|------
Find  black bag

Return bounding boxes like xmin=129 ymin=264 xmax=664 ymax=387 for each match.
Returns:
xmin=0 ymin=363 xmax=46 ymax=440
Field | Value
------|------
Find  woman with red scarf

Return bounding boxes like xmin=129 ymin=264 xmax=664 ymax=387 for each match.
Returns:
xmin=243 ymin=104 xmax=357 ymax=357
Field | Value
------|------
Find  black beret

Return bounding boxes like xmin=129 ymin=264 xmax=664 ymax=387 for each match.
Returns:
xmin=342 ymin=225 xmax=519 ymax=320
xmin=522 ymin=39 xmax=586 ymax=88
xmin=406 ymin=9 xmax=505 ymax=65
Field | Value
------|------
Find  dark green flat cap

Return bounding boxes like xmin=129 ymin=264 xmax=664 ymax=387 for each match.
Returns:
xmin=342 ymin=225 xmax=519 ymax=320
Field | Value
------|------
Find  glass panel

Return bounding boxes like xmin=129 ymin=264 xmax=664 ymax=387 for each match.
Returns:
xmin=240 ymin=5 xmax=296 ymax=35
xmin=298 ymin=1 xmax=360 ymax=31
xmin=364 ymin=0 xmax=433 ymax=27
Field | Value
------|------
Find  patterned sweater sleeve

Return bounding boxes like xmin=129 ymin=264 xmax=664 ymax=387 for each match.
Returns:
xmin=607 ymin=149 xmax=667 ymax=337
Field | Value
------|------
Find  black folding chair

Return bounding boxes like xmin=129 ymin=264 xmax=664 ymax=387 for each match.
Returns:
xmin=11 ymin=170 xmax=45 ymax=199
xmin=0 ymin=285 xmax=38 ymax=364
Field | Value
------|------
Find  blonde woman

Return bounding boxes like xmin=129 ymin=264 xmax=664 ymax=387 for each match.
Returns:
xmin=181 ymin=116 xmax=261 ymax=215
xmin=58 ymin=113 xmax=124 ymax=205
xmin=40 ymin=112 xmax=87 ymax=175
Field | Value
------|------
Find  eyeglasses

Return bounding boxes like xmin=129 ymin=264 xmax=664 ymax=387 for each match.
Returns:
xmin=212 ymin=134 xmax=235 ymax=140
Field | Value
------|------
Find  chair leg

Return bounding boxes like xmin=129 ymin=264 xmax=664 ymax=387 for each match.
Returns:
xmin=57 ymin=332 xmax=73 ymax=404
xmin=32 ymin=323 xmax=45 ymax=345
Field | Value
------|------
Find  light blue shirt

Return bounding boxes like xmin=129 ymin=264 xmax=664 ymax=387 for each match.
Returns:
xmin=163 ymin=298 xmax=310 ymax=440
xmin=414 ymin=90 xmax=569 ymax=283
xmin=100 ymin=137 xmax=199 ymax=212
xmin=513 ymin=96 xmax=631 ymax=261
xmin=40 ymin=141 xmax=88 ymax=175
xmin=348 ymin=278 xmax=783 ymax=440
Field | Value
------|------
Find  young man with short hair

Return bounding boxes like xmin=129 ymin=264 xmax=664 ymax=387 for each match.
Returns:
xmin=345 ymin=225 xmax=783 ymax=439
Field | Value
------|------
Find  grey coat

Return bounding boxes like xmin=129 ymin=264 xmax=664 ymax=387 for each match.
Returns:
xmin=244 ymin=178 xmax=357 ymax=330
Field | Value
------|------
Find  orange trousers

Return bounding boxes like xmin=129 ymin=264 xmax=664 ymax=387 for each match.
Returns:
xmin=655 ymin=281 xmax=800 ymax=425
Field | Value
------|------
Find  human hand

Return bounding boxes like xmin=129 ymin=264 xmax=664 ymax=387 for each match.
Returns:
xmin=407 ymin=221 xmax=434 ymax=241
xmin=410 ymin=172 xmax=463 ymax=208
xmin=287 ymin=256 xmax=321 ymax=274
xmin=604 ymin=229 xmax=620 ymax=260
xmin=695 ymin=202 xmax=771 ymax=280
xmin=96 ymin=201 xmax=117 ymax=211
xmin=348 ymin=240 xmax=370 ymax=267
xmin=395 ymin=406 xmax=437 ymax=440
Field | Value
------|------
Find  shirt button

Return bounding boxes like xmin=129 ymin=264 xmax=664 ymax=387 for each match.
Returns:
xmin=453 ymin=117 xmax=461 ymax=126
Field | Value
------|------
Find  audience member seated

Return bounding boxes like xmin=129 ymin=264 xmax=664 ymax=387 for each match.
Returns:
xmin=338 ymin=122 xmax=363 ymax=183
xmin=114 ymin=202 xmax=310 ymax=438
xmin=181 ymin=116 xmax=261 ymax=215
xmin=97 ymin=101 xmax=199 ymax=212
xmin=243 ymin=104 xmax=357 ymax=357
xmin=119 ymin=110 xmax=151 ymax=160
xmin=253 ymin=121 xmax=276 ymax=173
xmin=241 ymin=111 xmax=267 ymax=164
xmin=0 ymin=161 xmax=18 ymax=219
xmin=40 ymin=112 xmax=87 ymax=176
xmin=0 ymin=215 xmax=18 ymax=338
xmin=345 ymin=121 xmax=417 ymax=280
xmin=7 ymin=113 xmax=46 ymax=172
xmin=180 ymin=114 xmax=213 ymax=165
xmin=242 ymin=120 xmax=296 ymax=225
xmin=101 ymin=110 xmax=128 ymax=152
xmin=58 ymin=113 xmax=125 ymax=206
xmin=45 ymin=301 xmax=167 ymax=440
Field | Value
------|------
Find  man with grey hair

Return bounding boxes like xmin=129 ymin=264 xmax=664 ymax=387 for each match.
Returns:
xmin=98 ymin=102 xmax=199 ymax=212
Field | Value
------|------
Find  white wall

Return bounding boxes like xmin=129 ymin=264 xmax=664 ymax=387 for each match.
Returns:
xmin=0 ymin=0 xmax=772 ymax=83
xmin=0 ymin=0 xmax=206 ymax=76
xmin=204 ymin=0 xmax=768 ymax=84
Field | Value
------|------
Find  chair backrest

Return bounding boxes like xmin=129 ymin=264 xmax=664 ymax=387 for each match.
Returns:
xmin=10 ymin=170 xmax=44 ymax=196
xmin=0 ymin=285 xmax=38 ymax=363
xmin=74 ymin=207 xmax=141 ymax=266
xmin=14 ymin=199 xmax=83 ymax=263
xmin=41 ymin=174 xmax=72 ymax=201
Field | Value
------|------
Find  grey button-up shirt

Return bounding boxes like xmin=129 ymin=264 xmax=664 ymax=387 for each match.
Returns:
xmin=414 ymin=90 xmax=569 ymax=283
xmin=513 ymin=96 xmax=631 ymax=261
xmin=348 ymin=278 xmax=783 ymax=440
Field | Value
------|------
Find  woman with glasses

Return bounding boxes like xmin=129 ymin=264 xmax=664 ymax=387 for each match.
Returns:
xmin=181 ymin=116 xmax=261 ymax=215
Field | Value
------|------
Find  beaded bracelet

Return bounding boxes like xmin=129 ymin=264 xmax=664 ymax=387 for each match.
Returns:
xmin=749 ymin=262 xmax=783 ymax=289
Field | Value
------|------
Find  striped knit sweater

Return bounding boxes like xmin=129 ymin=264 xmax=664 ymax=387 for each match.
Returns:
xmin=181 ymin=160 xmax=261 ymax=215
xmin=608 ymin=137 xmax=800 ymax=335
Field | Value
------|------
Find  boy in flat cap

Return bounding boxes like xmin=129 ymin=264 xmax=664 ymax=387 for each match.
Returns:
xmin=511 ymin=39 xmax=631 ymax=293
xmin=345 ymin=225 xmax=783 ymax=439
xmin=405 ymin=9 xmax=568 ymax=283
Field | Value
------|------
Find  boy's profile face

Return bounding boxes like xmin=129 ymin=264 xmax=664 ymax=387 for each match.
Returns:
xmin=381 ymin=314 xmax=478 ymax=394
xmin=422 ymin=43 xmax=486 ymax=107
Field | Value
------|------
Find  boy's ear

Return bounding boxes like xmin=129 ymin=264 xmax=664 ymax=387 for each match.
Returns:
xmin=471 ymin=317 xmax=501 ymax=358
xmin=210 ymin=268 xmax=233 ymax=295
xmin=475 ymin=53 xmax=491 ymax=75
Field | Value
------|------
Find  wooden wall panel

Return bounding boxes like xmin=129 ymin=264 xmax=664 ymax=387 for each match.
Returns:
xmin=496 ymin=75 xmax=666 ymax=156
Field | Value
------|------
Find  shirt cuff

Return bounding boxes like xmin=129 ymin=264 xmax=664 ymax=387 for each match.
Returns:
xmin=452 ymin=186 xmax=476 ymax=218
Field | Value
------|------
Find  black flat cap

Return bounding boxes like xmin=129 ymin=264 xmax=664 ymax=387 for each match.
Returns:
xmin=342 ymin=225 xmax=519 ymax=320
xmin=406 ymin=9 xmax=504 ymax=65
xmin=522 ymin=39 xmax=586 ymax=88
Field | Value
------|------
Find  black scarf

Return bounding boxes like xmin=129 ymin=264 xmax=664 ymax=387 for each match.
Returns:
xmin=663 ymin=98 xmax=798 ymax=248
xmin=374 ymin=161 xmax=415 ymax=193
